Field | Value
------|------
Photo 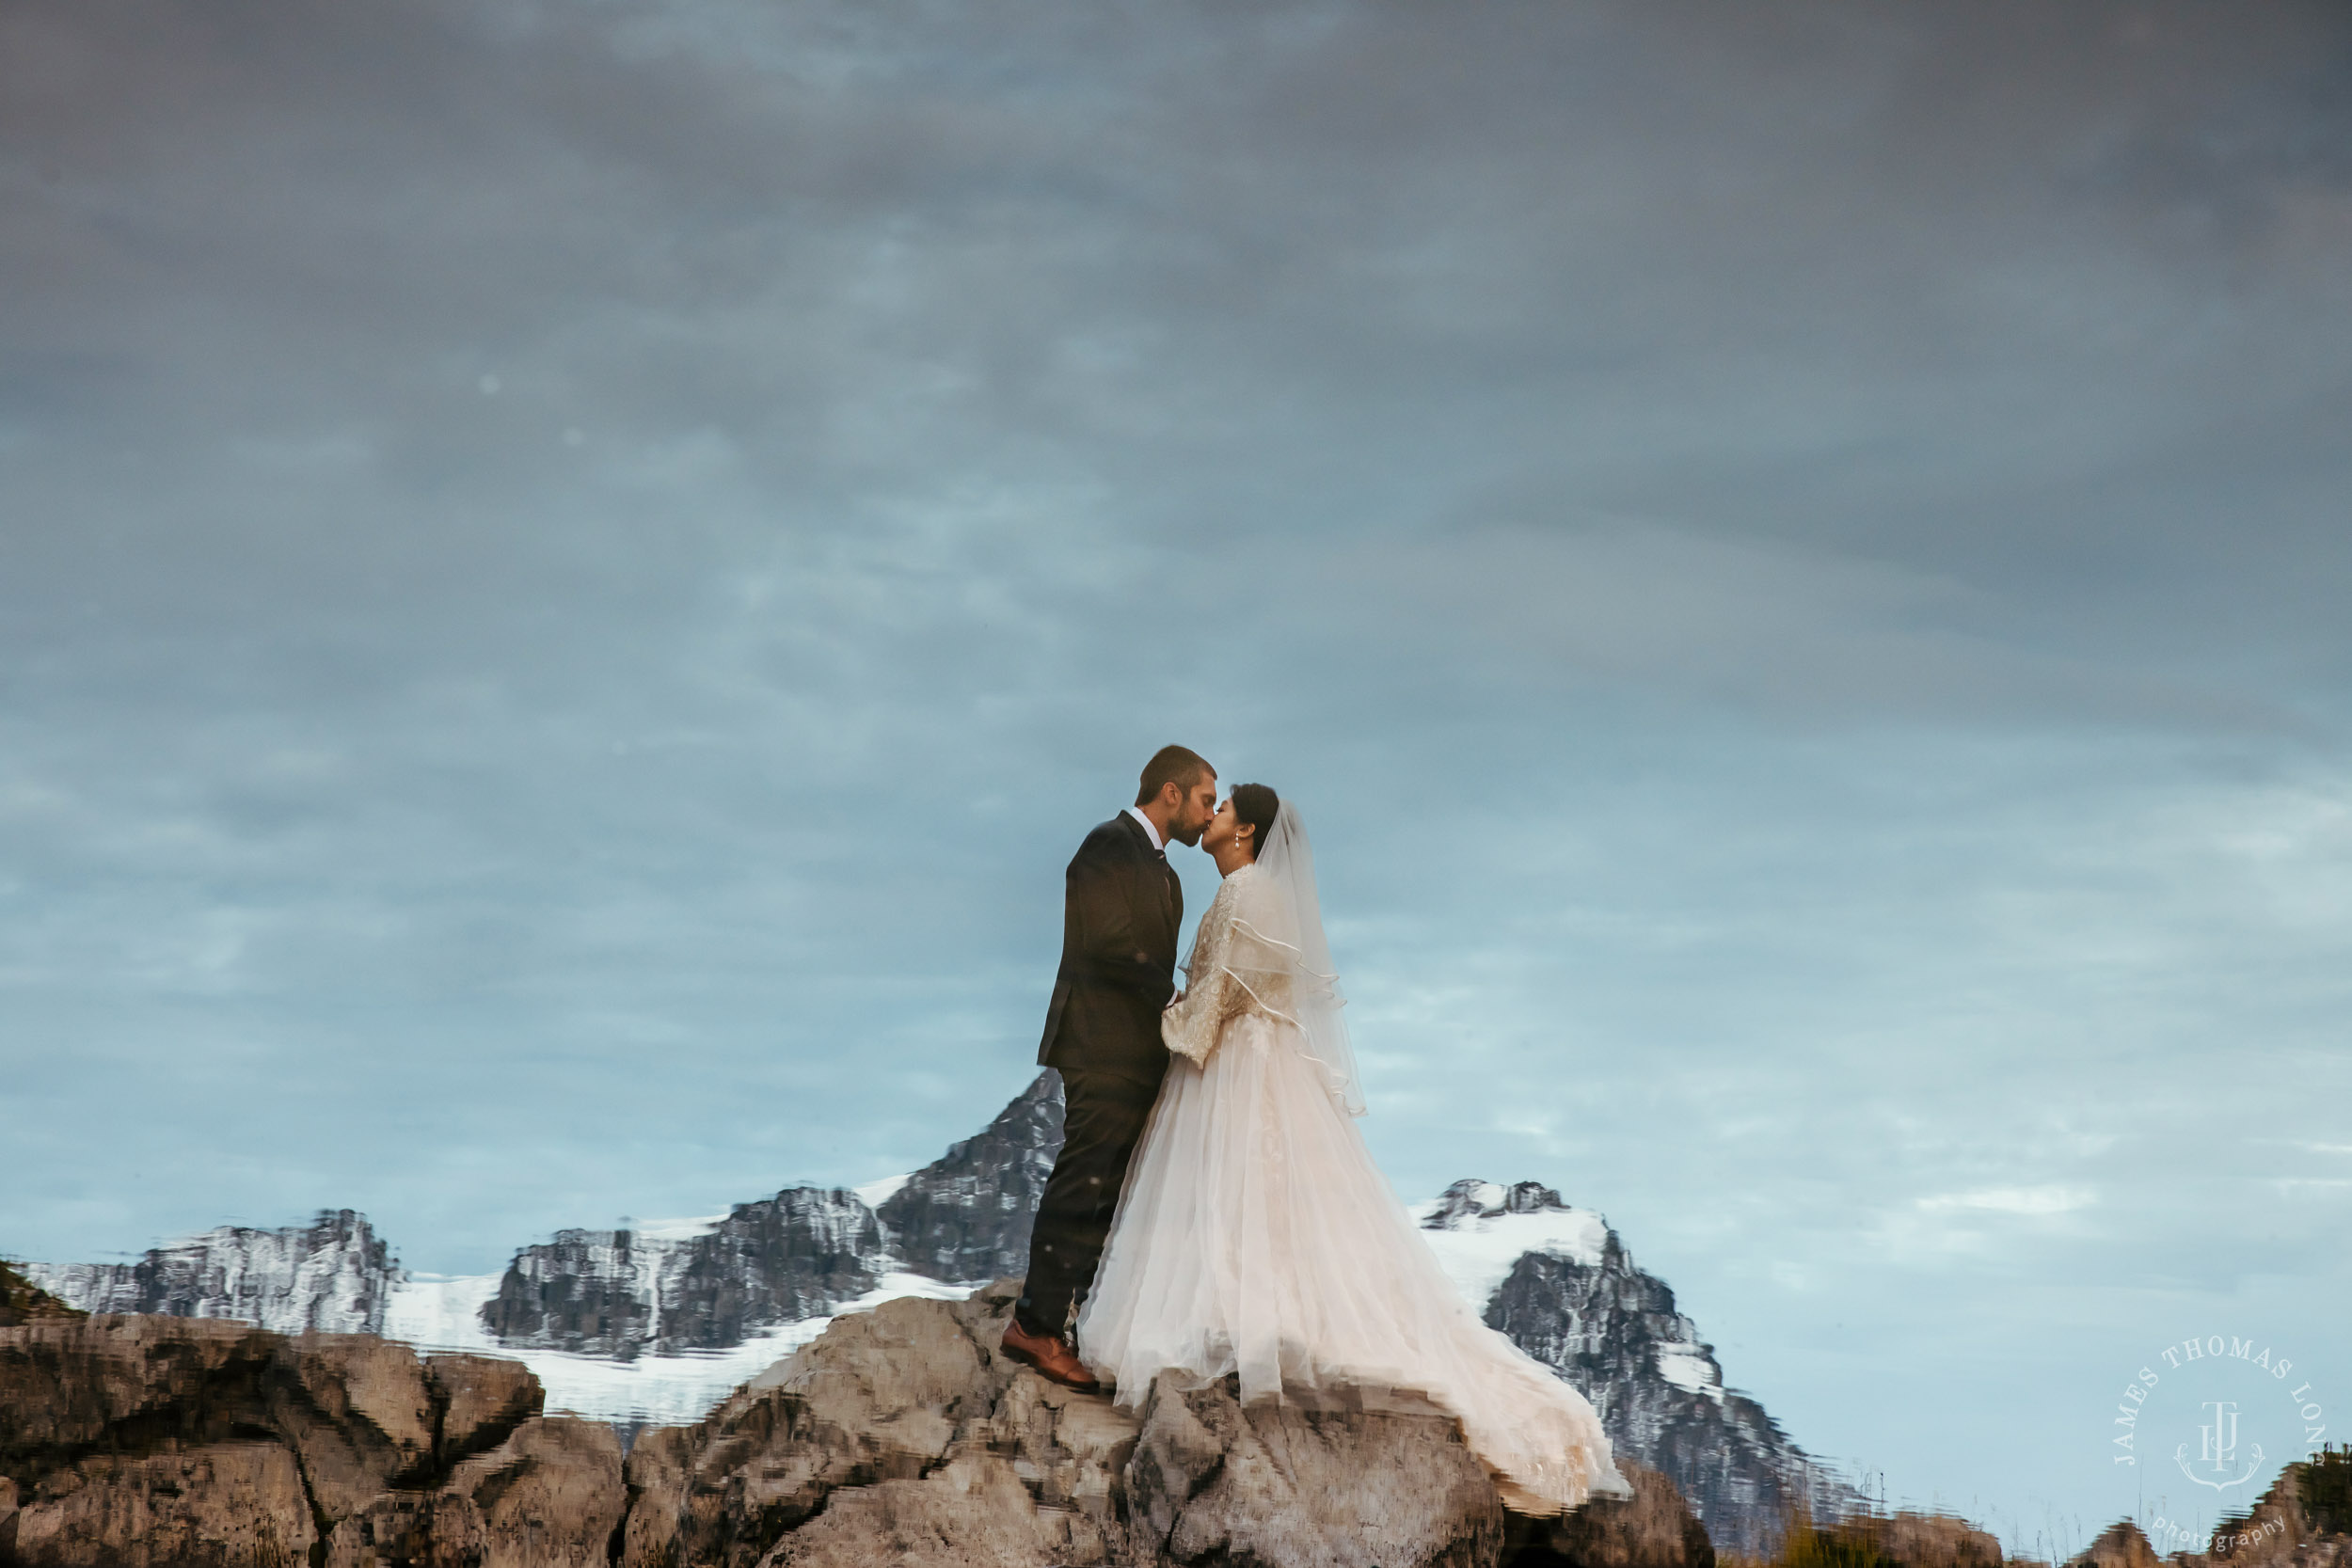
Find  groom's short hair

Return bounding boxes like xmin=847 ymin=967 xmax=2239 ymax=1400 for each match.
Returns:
xmin=1136 ymin=745 xmax=1214 ymax=806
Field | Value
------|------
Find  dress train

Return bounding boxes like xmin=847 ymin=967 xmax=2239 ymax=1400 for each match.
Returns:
xmin=1073 ymin=863 xmax=1629 ymax=1515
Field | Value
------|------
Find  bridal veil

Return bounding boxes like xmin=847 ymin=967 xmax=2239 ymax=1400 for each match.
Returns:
xmin=1218 ymin=800 xmax=1366 ymax=1117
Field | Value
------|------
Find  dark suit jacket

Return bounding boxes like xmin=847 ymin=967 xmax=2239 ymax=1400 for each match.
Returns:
xmin=1037 ymin=812 xmax=1183 ymax=1087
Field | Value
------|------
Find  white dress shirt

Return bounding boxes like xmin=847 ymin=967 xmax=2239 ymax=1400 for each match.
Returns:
xmin=1123 ymin=804 xmax=1166 ymax=853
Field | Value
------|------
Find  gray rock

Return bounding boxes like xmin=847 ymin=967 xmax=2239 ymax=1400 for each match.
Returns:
xmin=7 ymin=1441 xmax=317 ymax=1568
xmin=756 ymin=1447 xmax=1111 ymax=1568
xmin=2107 ymin=1453 xmax=2352 ymax=1568
xmin=1125 ymin=1376 xmax=1506 ymax=1568
xmin=22 ymin=1211 xmax=399 ymax=1337
xmin=619 ymin=1279 xmax=1065 ymax=1568
xmin=664 ymin=1188 xmax=895 ymax=1351
xmin=1422 ymin=1180 xmax=1570 ymax=1230
xmin=263 ymin=1329 xmax=441 ymax=1523
xmin=2068 ymin=1520 xmax=2162 ymax=1568
xmin=0 ymin=1314 xmax=269 ymax=1459
xmin=476 ymin=1227 xmax=665 ymax=1358
xmin=870 ymin=1091 xmax=1848 ymax=1556
xmin=1507 ymin=1457 xmax=1717 ymax=1568
xmin=0 ymin=1294 xmax=1755 ymax=1568
xmin=320 ymin=1416 xmax=626 ymax=1568
xmin=877 ymin=1069 xmax=1065 ymax=1285
xmin=1480 ymin=1212 xmax=1856 ymax=1553
xmin=479 ymin=1187 xmax=891 ymax=1358
xmin=1857 ymin=1512 xmax=2004 ymax=1568
xmin=424 ymin=1352 xmax=543 ymax=1465
xmin=0 ymin=1263 xmax=83 ymax=1329
xmin=620 ymin=1279 xmax=1714 ymax=1568
xmin=0 ymin=1314 xmax=544 ymax=1565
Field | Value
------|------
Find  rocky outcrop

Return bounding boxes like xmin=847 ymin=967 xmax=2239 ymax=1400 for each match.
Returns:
xmin=476 ymin=1227 xmax=669 ymax=1359
xmin=322 ymin=1416 xmax=625 ymax=1568
xmin=19 ymin=1076 xmax=1850 ymax=1555
xmin=469 ymin=1069 xmax=1066 ymax=1364
xmin=10 ymin=1289 xmax=1967 ymax=1568
xmin=0 ymin=1294 xmax=1725 ymax=1567
xmin=617 ymin=1277 xmax=1131 ymax=1568
xmin=461 ymin=1069 xmax=1063 ymax=1366
xmin=1125 ymin=1380 xmax=1511 ymax=1568
xmin=875 ymin=1068 xmax=1066 ymax=1284
xmin=478 ymin=1187 xmax=891 ymax=1358
xmin=1424 ymin=1180 xmax=1573 ymax=1231
xmin=2307 ymin=1449 xmax=2352 ymax=1542
xmin=661 ymin=1189 xmax=894 ymax=1351
xmin=0 ymin=1264 xmax=82 ymax=1328
xmin=1510 ymin=1458 xmax=1720 ymax=1568
xmin=7 ymin=1441 xmax=316 ymax=1568
xmin=615 ymin=1275 xmax=1713 ymax=1568
xmin=1847 ymin=1511 xmax=2004 ymax=1568
xmin=0 ymin=1312 xmax=544 ymax=1566
xmin=22 ymin=1211 xmax=400 ymax=1337
xmin=2063 ymin=1472 xmax=2352 ymax=1568
xmin=2125 ymin=1450 xmax=2352 ymax=1568
xmin=860 ymin=1088 xmax=1849 ymax=1555
xmin=2069 ymin=1521 xmax=2166 ymax=1568
xmin=1773 ymin=1509 xmax=2007 ymax=1568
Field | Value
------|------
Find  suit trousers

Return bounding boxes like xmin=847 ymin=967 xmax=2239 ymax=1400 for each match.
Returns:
xmin=1015 ymin=1067 xmax=1164 ymax=1340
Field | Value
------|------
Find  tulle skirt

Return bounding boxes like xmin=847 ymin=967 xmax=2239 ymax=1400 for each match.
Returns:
xmin=1073 ymin=1011 xmax=1629 ymax=1516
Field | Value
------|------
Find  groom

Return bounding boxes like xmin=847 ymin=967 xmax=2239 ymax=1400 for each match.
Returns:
xmin=1002 ymin=744 xmax=1217 ymax=1392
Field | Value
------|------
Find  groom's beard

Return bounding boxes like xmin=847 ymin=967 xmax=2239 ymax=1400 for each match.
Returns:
xmin=1168 ymin=820 xmax=1206 ymax=847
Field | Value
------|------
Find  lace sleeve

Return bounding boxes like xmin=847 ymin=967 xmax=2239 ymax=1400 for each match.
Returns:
xmin=1161 ymin=879 xmax=1241 ymax=1067
xmin=1223 ymin=869 xmax=1297 ymax=1022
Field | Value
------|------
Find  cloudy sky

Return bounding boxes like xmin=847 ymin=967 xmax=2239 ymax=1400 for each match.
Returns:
xmin=4 ymin=0 xmax=2348 ymax=1550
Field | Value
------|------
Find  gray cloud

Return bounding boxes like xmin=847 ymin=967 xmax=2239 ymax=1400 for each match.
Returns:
xmin=3 ymin=0 xmax=2348 ymax=1549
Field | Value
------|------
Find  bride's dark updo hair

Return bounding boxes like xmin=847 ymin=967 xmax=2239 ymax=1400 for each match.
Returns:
xmin=1231 ymin=783 xmax=1279 ymax=861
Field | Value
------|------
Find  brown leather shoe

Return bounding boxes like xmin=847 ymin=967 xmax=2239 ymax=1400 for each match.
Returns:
xmin=999 ymin=1319 xmax=1101 ymax=1394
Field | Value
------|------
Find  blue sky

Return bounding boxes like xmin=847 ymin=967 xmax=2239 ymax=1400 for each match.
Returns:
xmin=3 ymin=0 xmax=2348 ymax=1553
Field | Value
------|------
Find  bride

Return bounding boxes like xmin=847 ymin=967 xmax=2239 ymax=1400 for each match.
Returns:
xmin=1073 ymin=784 xmax=1631 ymax=1516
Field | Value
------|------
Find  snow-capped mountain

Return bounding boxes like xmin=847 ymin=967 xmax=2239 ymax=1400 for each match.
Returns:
xmin=463 ymin=1073 xmax=1061 ymax=1362
xmin=870 ymin=1068 xmax=1063 ymax=1284
xmin=21 ymin=1208 xmax=398 ymax=1336
xmin=479 ymin=1188 xmax=891 ymax=1358
xmin=21 ymin=1071 xmax=1847 ymax=1549
xmin=1416 ymin=1179 xmax=1856 ymax=1552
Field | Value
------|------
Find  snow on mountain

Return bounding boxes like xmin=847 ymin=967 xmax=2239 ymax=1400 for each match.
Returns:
xmin=1658 ymin=1343 xmax=1728 ymax=1398
xmin=1448 ymin=1181 xmax=1858 ymax=1551
xmin=414 ymin=1076 xmax=1065 ymax=1375
xmin=381 ymin=1269 xmax=510 ymax=1348
xmin=1413 ymin=1178 xmax=1612 ymax=1306
xmin=851 ymin=1173 xmax=913 ymax=1209
xmin=20 ymin=1209 xmax=398 ymax=1336
xmin=871 ymin=1068 xmax=1062 ymax=1283
xmin=382 ymin=1266 xmax=969 ymax=1427
xmin=475 ymin=1186 xmax=890 ymax=1358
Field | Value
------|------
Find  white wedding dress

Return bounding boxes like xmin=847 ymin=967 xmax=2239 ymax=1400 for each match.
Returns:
xmin=1073 ymin=803 xmax=1630 ymax=1517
